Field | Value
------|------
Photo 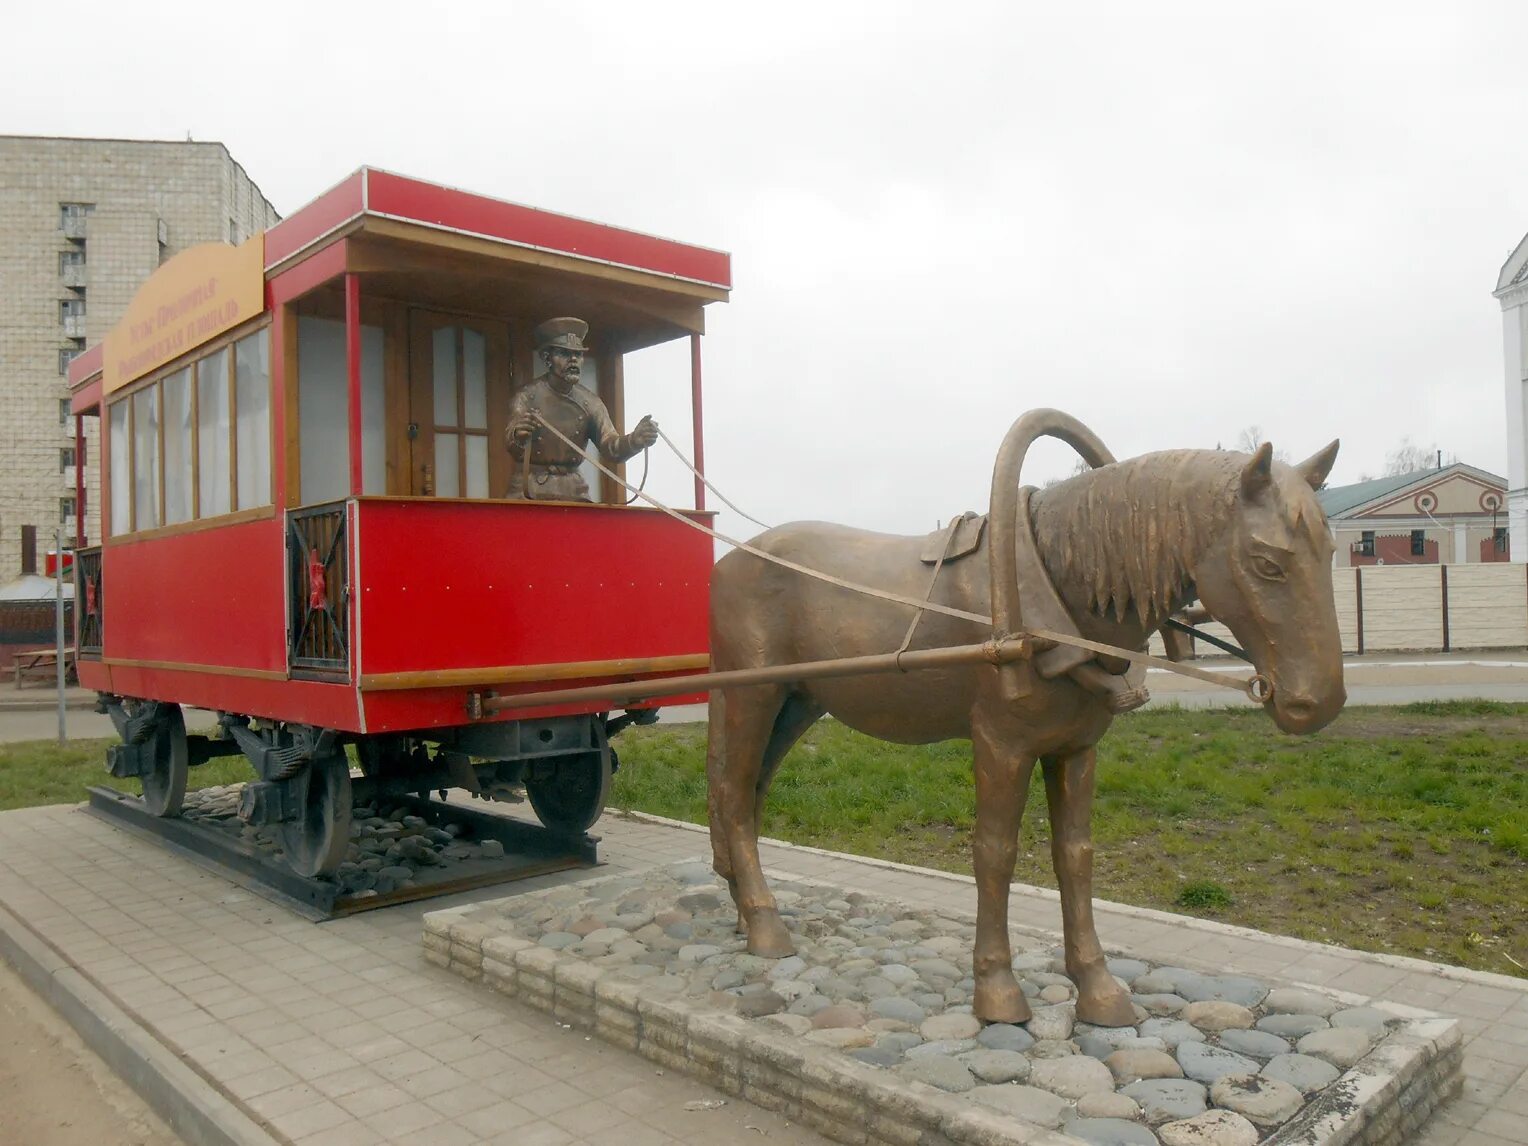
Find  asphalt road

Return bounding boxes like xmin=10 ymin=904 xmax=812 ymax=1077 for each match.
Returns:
xmin=1 ymin=654 xmax=1525 ymax=745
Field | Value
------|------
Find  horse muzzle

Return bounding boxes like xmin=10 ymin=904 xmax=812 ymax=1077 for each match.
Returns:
xmin=1266 ymin=681 xmax=1346 ymax=734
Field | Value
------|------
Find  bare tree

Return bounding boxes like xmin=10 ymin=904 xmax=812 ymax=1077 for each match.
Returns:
xmin=1234 ymin=425 xmax=1289 ymax=463
xmin=1041 ymin=457 xmax=1094 ymax=489
xmin=1383 ymin=438 xmax=1444 ymax=476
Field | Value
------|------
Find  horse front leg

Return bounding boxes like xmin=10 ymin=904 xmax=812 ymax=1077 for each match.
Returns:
xmin=709 ymin=684 xmax=794 ymax=957
xmin=970 ymin=712 xmax=1037 ymax=1024
xmin=1042 ymin=746 xmax=1135 ymax=1026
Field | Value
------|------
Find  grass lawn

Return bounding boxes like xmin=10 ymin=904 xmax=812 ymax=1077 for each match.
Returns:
xmin=2 ymin=701 xmax=1522 ymax=979
xmin=609 ymin=700 xmax=1527 ymax=980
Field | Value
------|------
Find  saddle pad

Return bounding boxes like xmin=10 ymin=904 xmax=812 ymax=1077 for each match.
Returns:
xmin=919 ymin=512 xmax=986 ymax=564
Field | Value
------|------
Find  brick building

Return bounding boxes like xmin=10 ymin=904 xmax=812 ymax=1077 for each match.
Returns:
xmin=1318 ymin=463 xmax=1509 ymax=567
xmin=0 ymin=136 xmax=277 ymax=576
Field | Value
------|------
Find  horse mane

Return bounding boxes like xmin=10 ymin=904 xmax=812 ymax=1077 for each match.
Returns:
xmin=1028 ymin=449 xmax=1246 ymax=627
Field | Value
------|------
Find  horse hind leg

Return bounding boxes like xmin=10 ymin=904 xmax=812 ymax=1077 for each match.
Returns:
xmin=708 ymin=682 xmax=796 ymax=957
xmin=1043 ymin=746 xmax=1135 ymax=1027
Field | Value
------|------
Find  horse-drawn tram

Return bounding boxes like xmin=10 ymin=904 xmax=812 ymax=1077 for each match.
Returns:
xmin=67 ymin=167 xmax=728 ymax=907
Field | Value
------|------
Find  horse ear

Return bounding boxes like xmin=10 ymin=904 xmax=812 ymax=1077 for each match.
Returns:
xmin=1240 ymin=441 xmax=1274 ymax=501
xmin=1296 ymin=439 xmax=1340 ymax=490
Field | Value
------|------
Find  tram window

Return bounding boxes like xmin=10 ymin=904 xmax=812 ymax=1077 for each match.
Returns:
xmin=108 ymin=401 xmax=129 ymax=536
xmin=197 ymin=347 xmax=233 ymax=517
xmin=297 ymin=317 xmax=384 ymax=502
xmin=234 ymin=331 xmax=272 ymax=509
xmin=431 ymin=325 xmax=493 ymax=498
xmin=132 ymin=385 xmax=161 ymax=530
xmin=161 ymin=367 xmax=193 ymax=525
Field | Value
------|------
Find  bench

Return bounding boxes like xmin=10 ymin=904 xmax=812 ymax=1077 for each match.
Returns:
xmin=13 ymin=647 xmax=76 ymax=687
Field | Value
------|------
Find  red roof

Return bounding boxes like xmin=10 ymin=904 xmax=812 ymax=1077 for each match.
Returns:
xmin=265 ymin=167 xmax=731 ymax=289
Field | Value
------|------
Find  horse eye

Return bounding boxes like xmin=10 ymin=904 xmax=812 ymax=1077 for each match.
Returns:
xmin=1253 ymin=555 xmax=1285 ymax=580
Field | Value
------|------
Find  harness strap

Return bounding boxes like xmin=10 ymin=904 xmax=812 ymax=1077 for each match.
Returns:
xmin=895 ymin=517 xmax=962 ymax=667
xmin=525 ymin=412 xmax=1267 ymax=701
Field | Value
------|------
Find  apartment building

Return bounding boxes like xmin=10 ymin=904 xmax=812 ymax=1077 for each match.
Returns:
xmin=0 ymin=135 xmax=278 ymax=575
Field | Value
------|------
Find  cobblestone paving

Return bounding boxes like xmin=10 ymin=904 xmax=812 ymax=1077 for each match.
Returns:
xmin=0 ymin=800 xmax=1523 ymax=1145
xmin=441 ymin=863 xmax=1462 ymax=1145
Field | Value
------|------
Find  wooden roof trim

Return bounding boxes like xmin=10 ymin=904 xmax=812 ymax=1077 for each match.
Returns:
xmin=348 ymin=217 xmax=729 ymax=303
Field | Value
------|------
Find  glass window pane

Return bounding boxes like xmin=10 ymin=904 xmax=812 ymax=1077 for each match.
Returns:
xmin=197 ymin=348 xmax=232 ymax=517
xmin=465 ymin=435 xmax=488 ymax=498
xmin=434 ymin=433 xmax=460 ymax=498
xmin=109 ymin=401 xmax=130 ymax=535
xmin=161 ymin=368 xmax=193 ymax=524
xmin=298 ymin=317 xmax=347 ymax=504
xmin=432 ymin=328 xmax=457 ymax=427
xmin=235 ymin=331 xmax=271 ymax=509
xmin=298 ymin=318 xmax=382 ymax=501
xmin=133 ymin=386 xmax=160 ymax=530
xmin=462 ymin=329 xmax=487 ymax=429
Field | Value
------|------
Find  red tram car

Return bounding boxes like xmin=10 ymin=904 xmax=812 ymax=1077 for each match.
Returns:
xmin=66 ymin=168 xmax=728 ymax=878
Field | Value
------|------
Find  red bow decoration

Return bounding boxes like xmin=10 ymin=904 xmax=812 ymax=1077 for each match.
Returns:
xmin=308 ymin=548 xmax=327 ymax=611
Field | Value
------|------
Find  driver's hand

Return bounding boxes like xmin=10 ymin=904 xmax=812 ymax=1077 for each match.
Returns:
xmin=631 ymin=416 xmax=659 ymax=450
xmin=508 ymin=414 xmax=537 ymax=446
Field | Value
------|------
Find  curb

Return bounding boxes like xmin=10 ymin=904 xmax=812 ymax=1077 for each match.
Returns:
xmin=0 ymin=698 xmax=99 ymax=712
xmin=0 ymin=901 xmax=281 ymax=1146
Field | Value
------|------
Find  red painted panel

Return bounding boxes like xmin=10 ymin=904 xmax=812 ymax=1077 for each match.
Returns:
xmin=354 ymin=500 xmax=711 ymax=674
xmin=365 ymin=170 xmax=732 ymax=288
xmin=68 ymin=343 xmax=103 ymax=388
xmin=70 ymin=376 xmax=102 ymax=415
xmin=103 ymin=518 xmax=288 ymax=671
xmin=361 ymin=684 xmax=706 ymax=734
xmin=268 ymin=241 xmax=347 ymax=306
xmin=79 ymin=661 xmax=360 ymax=730
xmin=264 ymin=171 xmax=364 ymax=268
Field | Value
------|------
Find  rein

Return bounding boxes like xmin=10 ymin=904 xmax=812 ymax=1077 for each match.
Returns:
xmin=1162 ymin=617 xmax=1251 ymax=663
xmin=525 ymin=412 xmax=1268 ymax=703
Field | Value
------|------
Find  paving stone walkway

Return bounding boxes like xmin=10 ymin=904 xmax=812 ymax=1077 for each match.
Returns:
xmin=0 ymin=800 xmax=1522 ymax=1145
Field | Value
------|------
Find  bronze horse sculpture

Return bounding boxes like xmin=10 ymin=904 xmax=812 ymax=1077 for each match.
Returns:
xmin=705 ymin=410 xmax=1346 ymax=1028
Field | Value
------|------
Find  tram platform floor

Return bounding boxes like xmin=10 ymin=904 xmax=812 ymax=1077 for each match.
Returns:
xmin=0 ymin=800 xmax=1523 ymax=1146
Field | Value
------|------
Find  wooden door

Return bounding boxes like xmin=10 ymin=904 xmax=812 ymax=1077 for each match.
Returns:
xmin=406 ymin=311 xmax=511 ymax=497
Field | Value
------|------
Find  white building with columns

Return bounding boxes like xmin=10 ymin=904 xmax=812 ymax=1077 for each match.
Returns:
xmin=1493 ymin=238 xmax=1528 ymax=561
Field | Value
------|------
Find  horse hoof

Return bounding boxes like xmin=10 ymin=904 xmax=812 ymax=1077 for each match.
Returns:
xmin=744 ymin=910 xmax=795 ymax=958
xmin=1075 ymin=987 xmax=1136 ymax=1027
xmin=974 ymin=980 xmax=1032 ymax=1025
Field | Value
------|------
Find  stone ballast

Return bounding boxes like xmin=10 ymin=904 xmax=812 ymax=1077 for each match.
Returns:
xmin=425 ymin=863 xmax=1461 ymax=1146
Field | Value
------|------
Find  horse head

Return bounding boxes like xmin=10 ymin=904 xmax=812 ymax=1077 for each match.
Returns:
xmin=1192 ymin=441 xmax=1346 ymax=734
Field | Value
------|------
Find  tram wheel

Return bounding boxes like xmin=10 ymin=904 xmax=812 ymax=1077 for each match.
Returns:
xmin=525 ymin=749 xmax=611 ymax=835
xmin=139 ymin=702 xmax=188 ymax=818
xmin=280 ymin=754 xmax=352 ymax=879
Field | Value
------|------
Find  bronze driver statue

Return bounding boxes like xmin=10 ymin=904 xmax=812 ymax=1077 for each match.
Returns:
xmin=506 ymin=317 xmax=658 ymax=501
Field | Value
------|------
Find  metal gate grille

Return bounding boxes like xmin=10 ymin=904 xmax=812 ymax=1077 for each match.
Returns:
xmin=287 ymin=503 xmax=350 ymax=676
xmin=75 ymin=546 xmax=103 ymax=655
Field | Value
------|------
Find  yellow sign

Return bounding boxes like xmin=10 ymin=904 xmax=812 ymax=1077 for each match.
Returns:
xmin=103 ymin=236 xmax=266 ymax=394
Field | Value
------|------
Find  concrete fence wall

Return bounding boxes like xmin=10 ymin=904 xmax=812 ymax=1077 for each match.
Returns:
xmin=1153 ymin=563 xmax=1528 ymax=657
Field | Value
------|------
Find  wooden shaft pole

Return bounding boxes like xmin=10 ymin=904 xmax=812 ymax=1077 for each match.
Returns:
xmin=478 ymin=638 xmax=1032 ymax=715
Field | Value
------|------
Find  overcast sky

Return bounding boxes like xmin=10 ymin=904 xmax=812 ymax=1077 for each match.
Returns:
xmin=8 ymin=1 xmax=1528 ymax=539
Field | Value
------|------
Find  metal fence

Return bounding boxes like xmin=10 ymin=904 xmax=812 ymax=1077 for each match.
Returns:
xmin=286 ymin=502 xmax=350 ymax=676
xmin=1176 ymin=562 xmax=1528 ymax=656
